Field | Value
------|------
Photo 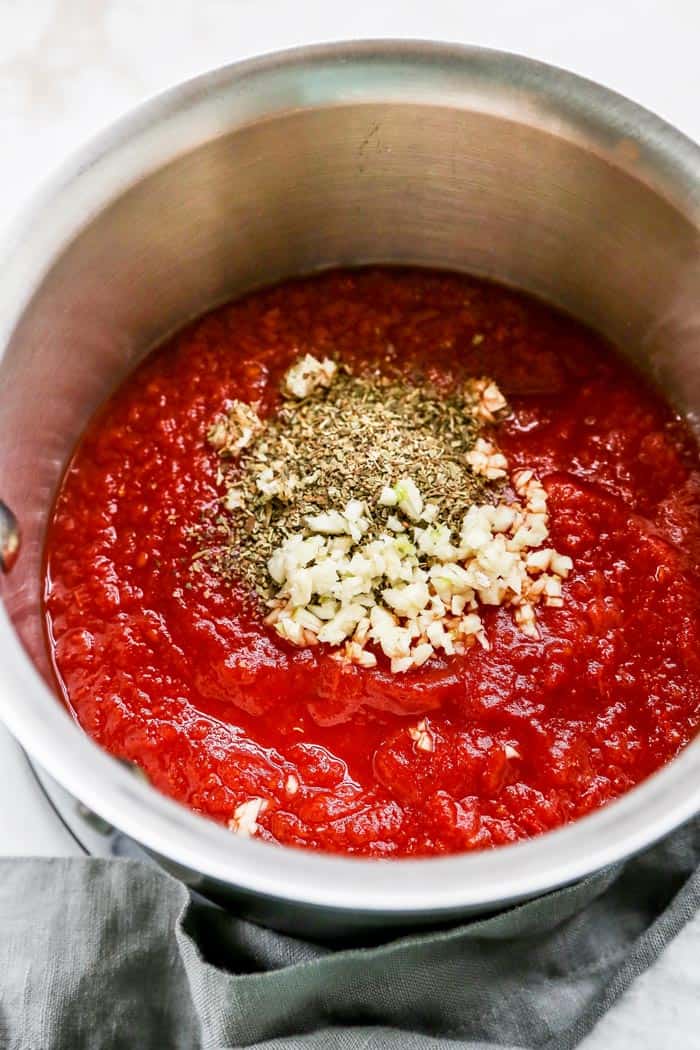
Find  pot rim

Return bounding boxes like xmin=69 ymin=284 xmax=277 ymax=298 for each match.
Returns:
xmin=1 ymin=39 xmax=700 ymax=915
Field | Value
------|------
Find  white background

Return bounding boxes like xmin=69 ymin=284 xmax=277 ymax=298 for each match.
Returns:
xmin=1 ymin=1 xmax=700 ymax=1045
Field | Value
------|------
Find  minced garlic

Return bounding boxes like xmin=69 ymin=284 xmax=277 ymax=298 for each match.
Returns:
xmin=198 ymin=355 xmax=574 ymax=672
xmin=408 ymin=719 xmax=435 ymax=752
xmin=207 ymin=400 xmax=263 ymax=456
xmin=228 ymin=797 xmax=268 ymax=837
xmin=281 ymin=354 xmax=337 ymax=399
xmin=265 ymin=467 xmax=573 ymax=672
xmin=465 ymin=438 xmax=509 ymax=480
xmin=464 ymin=377 xmax=510 ymax=424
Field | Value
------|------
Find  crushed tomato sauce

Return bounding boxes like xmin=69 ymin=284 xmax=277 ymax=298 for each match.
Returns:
xmin=44 ymin=268 xmax=700 ymax=857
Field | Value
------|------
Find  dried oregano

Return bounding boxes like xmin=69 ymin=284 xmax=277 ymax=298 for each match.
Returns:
xmin=192 ymin=359 xmax=497 ymax=598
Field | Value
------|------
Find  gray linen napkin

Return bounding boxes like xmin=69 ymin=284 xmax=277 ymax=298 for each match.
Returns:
xmin=1 ymin=817 xmax=699 ymax=1050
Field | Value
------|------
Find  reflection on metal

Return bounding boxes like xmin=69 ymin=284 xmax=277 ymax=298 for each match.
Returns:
xmin=76 ymin=801 xmax=114 ymax=837
xmin=0 ymin=501 xmax=20 ymax=572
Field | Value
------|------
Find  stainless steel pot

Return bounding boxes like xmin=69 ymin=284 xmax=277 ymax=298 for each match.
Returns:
xmin=1 ymin=41 xmax=700 ymax=937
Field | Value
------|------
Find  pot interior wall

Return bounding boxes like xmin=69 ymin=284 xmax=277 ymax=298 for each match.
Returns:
xmin=1 ymin=100 xmax=699 ymax=677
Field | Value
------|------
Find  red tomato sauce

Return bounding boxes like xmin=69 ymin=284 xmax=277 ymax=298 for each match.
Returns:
xmin=44 ymin=269 xmax=700 ymax=856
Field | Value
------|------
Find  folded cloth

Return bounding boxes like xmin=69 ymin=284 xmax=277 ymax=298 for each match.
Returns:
xmin=1 ymin=818 xmax=699 ymax=1050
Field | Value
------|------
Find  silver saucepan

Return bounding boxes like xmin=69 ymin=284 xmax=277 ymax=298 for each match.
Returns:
xmin=1 ymin=41 xmax=700 ymax=937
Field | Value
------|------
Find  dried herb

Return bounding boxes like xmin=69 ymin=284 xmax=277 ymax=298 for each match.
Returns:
xmin=194 ymin=365 xmax=492 ymax=597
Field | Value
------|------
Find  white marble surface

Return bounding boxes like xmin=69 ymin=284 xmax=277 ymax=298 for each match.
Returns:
xmin=1 ymin=0 xmax=700 ymax=1045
